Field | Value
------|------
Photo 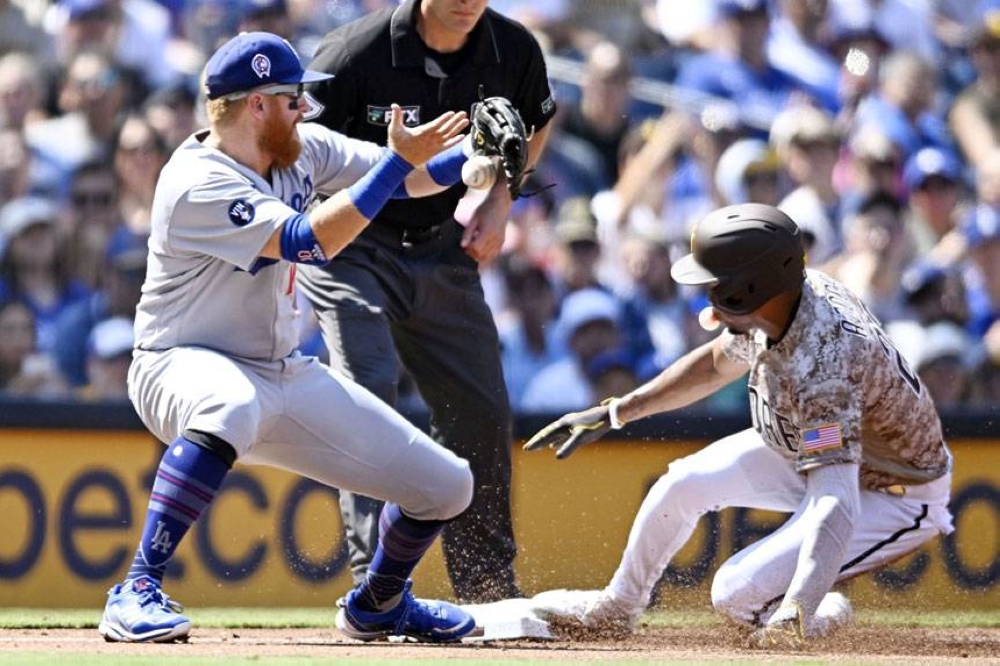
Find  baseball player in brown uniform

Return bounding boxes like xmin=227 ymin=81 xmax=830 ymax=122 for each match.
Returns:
xmin=524 ymin=203 xmax=953 ymax=647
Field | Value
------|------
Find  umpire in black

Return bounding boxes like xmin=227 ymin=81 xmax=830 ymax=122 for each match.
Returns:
xmin=297 ymin=0 xmax=555 ymax=602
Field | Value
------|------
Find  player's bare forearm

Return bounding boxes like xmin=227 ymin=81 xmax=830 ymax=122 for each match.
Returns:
xmin=462 ymin=121 xmax=551 ymax=263
xmin=462 ymin=178 xmax=512 ymax=262
xmin=526 ymin=121 xmax=552 ymax=172
xmin=615 ymin=337 xmax=747 ymax=423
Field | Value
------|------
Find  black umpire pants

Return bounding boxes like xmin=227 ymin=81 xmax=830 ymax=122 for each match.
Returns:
xmin=296 ymin=219 xmax=520 ymax=603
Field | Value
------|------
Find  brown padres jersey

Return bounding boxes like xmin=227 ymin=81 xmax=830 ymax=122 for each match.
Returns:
xmin=720 ymin=269 xmax=951 ymax=490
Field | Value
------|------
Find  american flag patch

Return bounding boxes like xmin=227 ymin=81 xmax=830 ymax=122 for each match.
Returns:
xmin=800 ymin=423 xmax=843 ymax=453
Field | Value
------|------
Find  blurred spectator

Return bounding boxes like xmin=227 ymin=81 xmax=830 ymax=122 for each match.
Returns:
xmin=617 ymin=231 xmax=690 ymax=380
xmin=899 ymin=261 xmax=969 ymax=328
xmin=827 ymin=0 xmax=940 ymax=68
xmin=961 ymin=202 xmax=1000 ymax=339
xmin=655 ymin=0 xmax=718 ymax=52
xmin=827 ymin=189 xmax=915 ymax=322
xmin=592 ymin=111 xmax=692 ymax=291
xmin=828 ymin=21 xmax=890 ymax=123
xmin=520 ymin=287 xmax=625 ymax=412
xmin=948 ymin=2 xmax=1000 ymax=172
xmin=530 ymin=128 xmax=610 ymax=206
xmin=489 ymin=0 xmax=571 ymax=49
xmin=498 ymin=178 xmax=559 ymax=271
xmin=841 ymin=126 xmax=903 ymax=208
xmin=675 ymin=0 xmax=835 ymax=138
xmin=0 ymin=0 xmax=54 ymax=63
xmin=183 ymin=0 xmax=245 ymax=57
xmin=111 ymin=112 xmax=168 ymax=243
xmin=902 ymin=146 xmax=968 ymax=258
xmin=0 ymin=128 xmax=32 ymax=201
xmin=559 ymin=41 xmax=632 ymax=184
xmin=0 ymin=298 xmax=68 ymax=397
xmin=888 ymin=318 xmax=972 ymax=409
xmin=669 ymin=103 xmax=744 ymax=230
xmin=586 ymin=347 xmax=639 ymax=403
xmin=771 ymin=104 xmax=844 ymax=263
xmin=76 ymin=315 xmax=133 ymax=400
xmin=24 ymin=50 xmax=131 ymax=189
xmin=46 ymin=0 xmax=177 ymax=91
xmin=549 ymin=197 xmax=606 ymax=297
xmin=238 ymin=0 xmax=294 ymax=39
xmin=142 ymin=84 xmax=198 ymax=151
xmin=497 ymin=259 xmax=562 ymax=407
xmin=851 ymin=49 xmax=952 ymax=161
xmin=565 ymin=0 xmax=663 ymax=55
xmin=53 ymin=242 xmax=144 ymax=387
xmin=768 ymin=0 xmax=841 ymax=106
xmin=0 ymin=52 xmax=46 ymax=131
xmin=66 ymin=159 xmax=122 ymax=289
xmin=714 ymin=138 xmax=784 ymax=206
xmin=0 ymin=197 xmax=91 ymax=353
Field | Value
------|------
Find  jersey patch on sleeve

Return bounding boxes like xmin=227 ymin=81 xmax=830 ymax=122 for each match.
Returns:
xmin=800 ymin=422 xmax=844 ymax=453
xmin=228 ymin=199 xmax=255 ymax=227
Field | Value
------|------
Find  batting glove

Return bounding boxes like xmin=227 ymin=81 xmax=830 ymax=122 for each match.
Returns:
xmin=523 ymin=402 xmax=618 ymax=459
xmin=746 ymin=604 xmax=805 ymax=650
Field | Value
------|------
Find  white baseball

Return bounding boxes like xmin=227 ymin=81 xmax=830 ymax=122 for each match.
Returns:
xmin=461 ymin=154 xmax=498 ymax=190
xmin=698 ymin=306 xmax=721 ymax=332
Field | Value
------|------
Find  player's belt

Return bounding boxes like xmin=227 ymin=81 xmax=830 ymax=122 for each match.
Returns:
xmin=363 ymin=220 xmax=450 ymax=249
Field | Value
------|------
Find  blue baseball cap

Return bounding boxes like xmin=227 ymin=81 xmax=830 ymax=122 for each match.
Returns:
xmin=718 ymin=0 xmax=768 ymax=18
xmin=204 ymin=31 xmax=332 ymax=100
xmin=902 ymin=147 xmax=963 ymax=192
xmin=64 ymin=0 xmax=112 ymax=20
xmin=962 ymin=203 xmax=1000 ymax=249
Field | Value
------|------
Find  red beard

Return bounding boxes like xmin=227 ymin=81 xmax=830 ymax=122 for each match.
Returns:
xmin=259 ymin=110 xmax=301 ymax=170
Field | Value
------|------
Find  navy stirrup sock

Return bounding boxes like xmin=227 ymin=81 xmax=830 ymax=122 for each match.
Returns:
xmin=126 ymin=436 xmax=231 ymax=583
xmin=354 ymin=503 xmax=445 ymax=611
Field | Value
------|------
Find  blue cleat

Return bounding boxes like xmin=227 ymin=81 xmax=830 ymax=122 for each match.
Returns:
xmin=98 ymin=576 xmax=192 ymax=643
xmin=335 ymin=580 xmax=476 ymax=643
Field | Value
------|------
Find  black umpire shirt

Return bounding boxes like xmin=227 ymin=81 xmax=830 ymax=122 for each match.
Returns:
xmin=305 ymin=0 xmax=556 ymax=231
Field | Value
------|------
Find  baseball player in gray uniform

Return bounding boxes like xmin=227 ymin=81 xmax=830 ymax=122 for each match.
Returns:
xmin=524 ymin=204 xmax=953 ymax=647
xmin=98 ymin=31 xmax=486 ymax=644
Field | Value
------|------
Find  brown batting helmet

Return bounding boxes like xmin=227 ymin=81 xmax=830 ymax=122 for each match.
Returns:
xmin=671 ymin=203 xmax=805 ymax=315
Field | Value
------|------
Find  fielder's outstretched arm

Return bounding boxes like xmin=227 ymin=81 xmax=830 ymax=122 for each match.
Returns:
xmin=260 ymin=105 xmax=467 ymax=261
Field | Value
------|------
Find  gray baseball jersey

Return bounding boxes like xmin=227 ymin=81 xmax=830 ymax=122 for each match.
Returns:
xmin=134 ymin=123 xmax=383 ymax=361
xmin=127 ymin=123 xmax=472 ymax=520
xmin=719 ymin=269 xmax=951 ymax=490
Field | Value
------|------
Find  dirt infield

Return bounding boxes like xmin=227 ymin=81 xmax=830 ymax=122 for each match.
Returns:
xmin=3 ymin=625 xmax=998 ymax=663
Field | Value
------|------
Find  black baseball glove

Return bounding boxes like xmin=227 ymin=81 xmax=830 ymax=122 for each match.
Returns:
xmin=470 ymin=95 xmax=529 ymax=199
xmin=523 ymin=404 xmax=612 ymax=459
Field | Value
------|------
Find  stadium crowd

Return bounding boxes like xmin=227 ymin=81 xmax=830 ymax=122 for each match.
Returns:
xmin=0 ymin=0 xmax=998 ymax=412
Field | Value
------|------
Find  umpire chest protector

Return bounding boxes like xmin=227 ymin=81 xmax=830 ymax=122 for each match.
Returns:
xmin=306 ymin=0 xmax=555 ymax=231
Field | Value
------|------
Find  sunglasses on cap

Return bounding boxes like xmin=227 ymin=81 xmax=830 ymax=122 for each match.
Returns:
xmin=225 ymin=83 xmax=304 ymax=110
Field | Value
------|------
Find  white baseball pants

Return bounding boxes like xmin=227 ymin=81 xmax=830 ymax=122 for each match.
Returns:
xmin=607 ymin=428 xmax=953 ymax=624
xmin=128 ymin=347 xmax=473 ymax=521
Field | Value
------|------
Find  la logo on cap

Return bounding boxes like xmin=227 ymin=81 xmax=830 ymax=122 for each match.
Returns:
xmin=252 ymin=53 xmax=271 ymax=79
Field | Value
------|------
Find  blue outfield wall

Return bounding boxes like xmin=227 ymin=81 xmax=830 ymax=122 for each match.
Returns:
xmin=0 ymin=398 xmax=997 ymax=609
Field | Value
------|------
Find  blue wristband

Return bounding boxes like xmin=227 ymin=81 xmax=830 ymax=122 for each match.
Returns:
xmin=347 ymin=150 xmax=415 ymax=220
xmin=424 ymin=142 xmax=468 ymax=186
xmin=280 ymin=213 xmax=328 ymax=265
